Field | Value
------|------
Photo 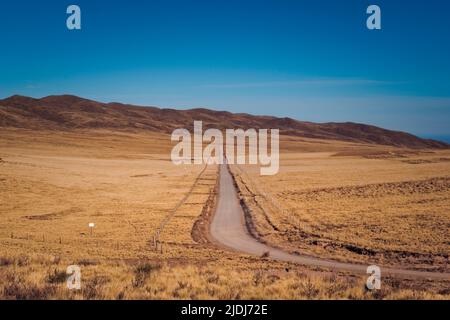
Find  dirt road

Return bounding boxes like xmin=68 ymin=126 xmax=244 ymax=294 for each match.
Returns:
xmin=210 ymin=164 xmax=450 ymax=280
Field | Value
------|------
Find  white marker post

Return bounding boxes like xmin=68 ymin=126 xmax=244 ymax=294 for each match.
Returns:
xmin=88 ymin=223 xmax=95 ymax=236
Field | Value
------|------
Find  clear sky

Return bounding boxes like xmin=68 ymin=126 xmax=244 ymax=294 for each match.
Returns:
xmin=1 ymin=0 xmax=449 ymax=137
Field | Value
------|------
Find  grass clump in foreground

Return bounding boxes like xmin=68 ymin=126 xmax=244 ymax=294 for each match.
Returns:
xmin=0 ymin=254 xmax=448 ymax=300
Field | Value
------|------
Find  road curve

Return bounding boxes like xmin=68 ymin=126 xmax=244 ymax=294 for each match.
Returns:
xmin=210 ymin=163 xmax=450 ymax=280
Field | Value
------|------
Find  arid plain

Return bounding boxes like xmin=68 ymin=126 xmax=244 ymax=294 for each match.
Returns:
xmin=1 ymin=128 xmax=449 ymax=299
xmin=0 ymin=95 xmax=449 ymax=299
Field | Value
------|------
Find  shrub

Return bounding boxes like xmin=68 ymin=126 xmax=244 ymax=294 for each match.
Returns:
xmin=132 ymin=263 xmax=161 ymax=288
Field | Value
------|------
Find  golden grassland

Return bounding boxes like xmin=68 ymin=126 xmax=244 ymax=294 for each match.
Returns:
xmin=0 ymin=128 xmax=449 ymax=299
xmin=0 ymin=128 xmax=217 ymax=262
xmin=233 ymin=138 xmax=450 ymax=272
xmin=1 ymin=253 xmax=448 ymax=300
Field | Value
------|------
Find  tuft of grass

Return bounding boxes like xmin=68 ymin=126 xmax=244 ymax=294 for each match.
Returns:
xmin=2 ymin=272 xmax=55 ymax=300
xmin=82 ymin=276 xmax=110 ymax=300
xmin=252 ymin=271 xmax=263 ymax=286
xmin=0 ymin=257 xmax=14 ymax=267
xmin=132 ymin=263 xmax=161 ymax=288
xmin=16 ymin=256 xmax=30 ymax=267
xmin=300 ymin=279 xmax=320 ymax=299
xmin=46 ymin=269 xmax=67 ymax=284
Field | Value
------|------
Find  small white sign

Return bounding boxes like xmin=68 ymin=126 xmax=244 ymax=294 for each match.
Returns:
xmin=88 ymin=223 xmax=95 ymax=228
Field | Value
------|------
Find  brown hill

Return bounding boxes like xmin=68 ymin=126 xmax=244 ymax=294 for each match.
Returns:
xmin=0 ymin=94 xmax=448 ymax=149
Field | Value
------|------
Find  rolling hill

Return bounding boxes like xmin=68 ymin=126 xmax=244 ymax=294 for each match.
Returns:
xmin=0 ymin=94 xmax=448 ymax=149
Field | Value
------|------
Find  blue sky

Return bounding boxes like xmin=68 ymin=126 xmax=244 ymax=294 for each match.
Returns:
xmin=1 ymin=0 xmax=450 ymax=137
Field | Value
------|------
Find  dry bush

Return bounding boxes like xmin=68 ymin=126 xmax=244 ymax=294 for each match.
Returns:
xmin=132 ymin=263 xmax=161 ymax=288
xmin=46 ymin=268 xmax=67 ymax=284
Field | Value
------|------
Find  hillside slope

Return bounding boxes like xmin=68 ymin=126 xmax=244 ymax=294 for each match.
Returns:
xmin=0 ymin=94 xmax=447 ymax=149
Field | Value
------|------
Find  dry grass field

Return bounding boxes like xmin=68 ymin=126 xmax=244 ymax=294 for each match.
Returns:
xmin=1 ymin=129 xmax=449 ymax=299
xmin=233 ymin=136 xmax=450 ymax=272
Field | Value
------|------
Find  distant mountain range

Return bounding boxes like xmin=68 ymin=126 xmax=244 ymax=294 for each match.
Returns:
xmin=0 ymin=94 xmax=448 ymax=149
